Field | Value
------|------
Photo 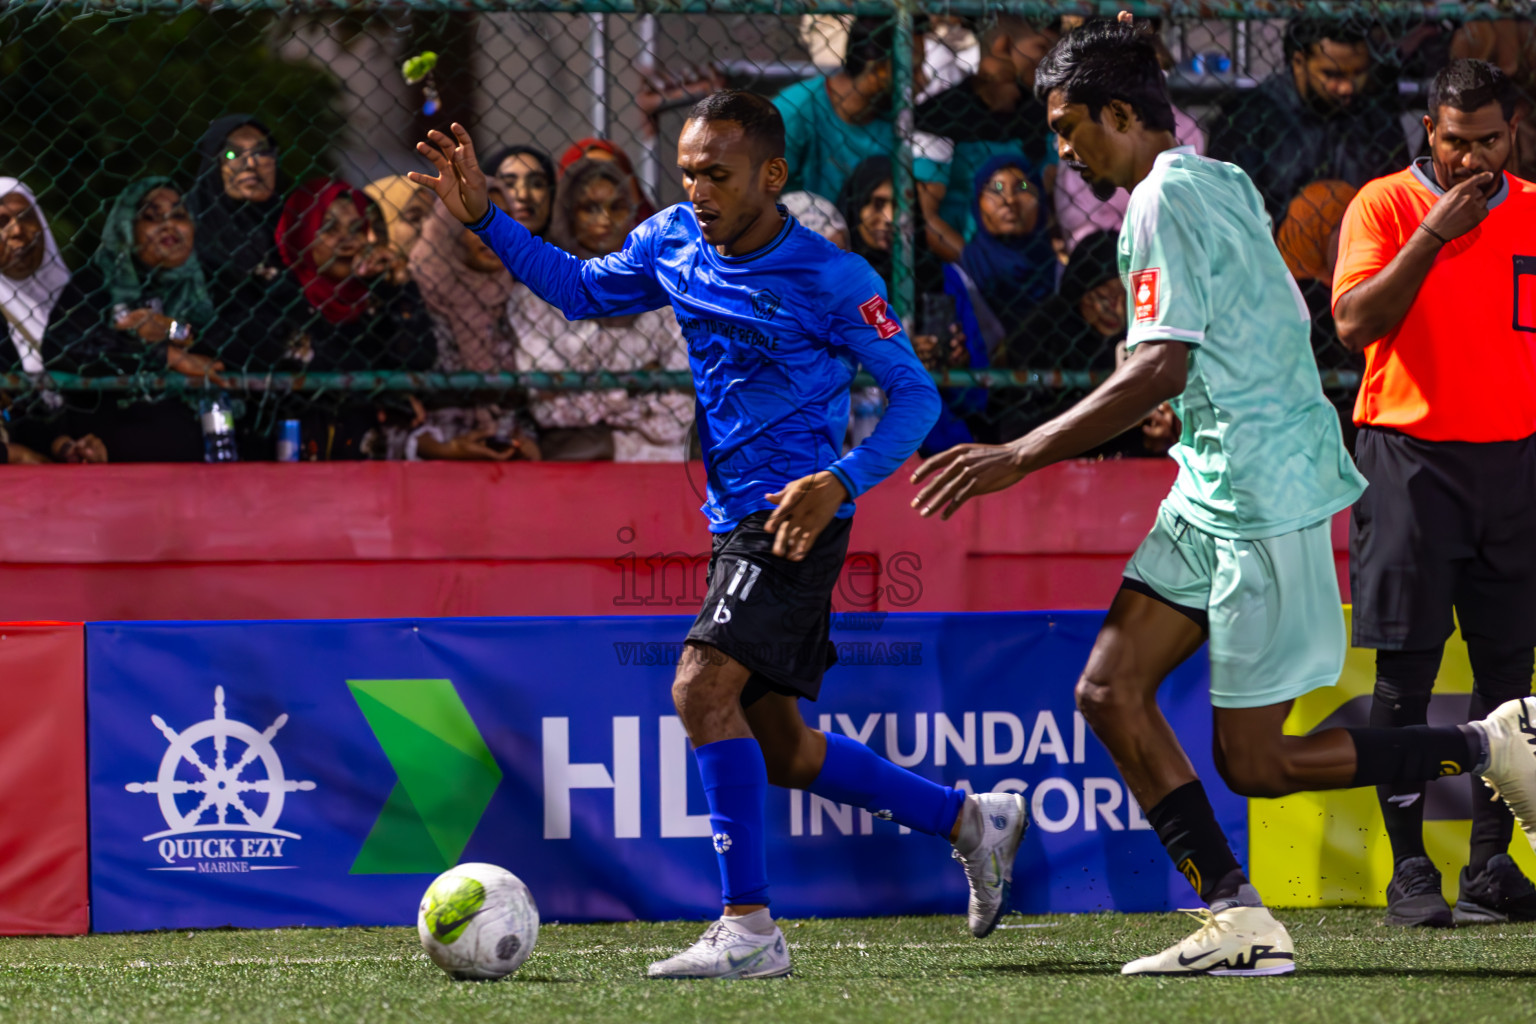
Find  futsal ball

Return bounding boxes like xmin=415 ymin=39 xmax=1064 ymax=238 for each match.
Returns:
xmin=418 ymin=862 xmax=540 ymax=980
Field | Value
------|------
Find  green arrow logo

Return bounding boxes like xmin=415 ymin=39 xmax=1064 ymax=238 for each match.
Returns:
xmin=347 ymin=679 xmax=502 ymax=874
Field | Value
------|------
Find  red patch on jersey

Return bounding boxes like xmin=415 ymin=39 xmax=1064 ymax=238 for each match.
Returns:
xmin=1131 ymin=268 xmax=1160 ymax=323
xmin=859 ymin=295 xmax=902 ymax=339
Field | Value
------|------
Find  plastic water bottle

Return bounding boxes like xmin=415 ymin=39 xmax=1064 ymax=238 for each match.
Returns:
xmin=275 ymin=419 xmax=301 ymax=462
xmin=199 ymin=396 xmax=239 ymax=463
xmin=849 ymin=388 xmax=883 ymax=450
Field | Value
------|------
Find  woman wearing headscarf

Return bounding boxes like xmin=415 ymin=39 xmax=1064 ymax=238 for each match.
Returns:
xmin=995 ymin=230 xmax=1172 ymax=458
xmin=0 ymin=179 xmax=70 ymax=375
xmin=558 ymin=137 xmax=659 ymax=222
xmin=187 ymin=115 xmax=288 ymax=288
xmin=484 ymin=145 xmax=556 ymax=239
xmin=0 ymin=180 xmax=108 ymax=463
xmin=402 ymin=176 xmax=537 ymax=461
xmin=508 ymin=157 xmax=691 ymax=461
xmin=275 ymin=178 xmax=435 ymax=459
xmin=43 ymin=177 xmax=228 ymax=461
xmin=410 ymin=177 xmax=517 ymax=373
xmin=838 ymin=155 xmax=1001 ymax=453
xmin=960 ymin=154 xmax=1056 ymax=329
xmin=363 ymin=175 xmax=436 ymax=286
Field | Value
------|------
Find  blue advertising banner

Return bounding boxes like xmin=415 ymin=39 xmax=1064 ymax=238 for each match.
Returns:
xmin=86 ymin=613 xmax=1241 ymax=932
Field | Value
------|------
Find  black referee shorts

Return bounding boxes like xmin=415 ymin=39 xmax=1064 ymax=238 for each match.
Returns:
xmin=685 ymin=510 xmax=851 ymax=704
xmin=1350 ymin=425 xmax=1536 ymax=649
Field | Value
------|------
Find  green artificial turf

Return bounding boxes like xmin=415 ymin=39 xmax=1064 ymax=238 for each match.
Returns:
xmin=2 ymin=910 xmax=1533 ymax=1024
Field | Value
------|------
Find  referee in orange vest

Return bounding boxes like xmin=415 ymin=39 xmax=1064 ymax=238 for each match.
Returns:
xmin=1333 ymin=57 xmax=1536 ymax=928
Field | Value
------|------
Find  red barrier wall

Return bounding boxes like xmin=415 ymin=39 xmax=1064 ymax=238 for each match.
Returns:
xmin=0 ymin=622 xmax=88 ymax=935
xmin=0 ymin=460 xmax=1349 ymax=621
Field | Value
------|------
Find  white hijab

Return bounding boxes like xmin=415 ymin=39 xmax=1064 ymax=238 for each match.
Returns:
xmin=0 ymin=179 xmax=70 ymax=373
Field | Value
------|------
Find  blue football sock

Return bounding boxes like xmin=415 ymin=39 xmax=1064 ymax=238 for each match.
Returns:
xmin=694 ymin=737 xmax=771 ymax=907
xmin=808 ymin=731 xmax=966 ymax=837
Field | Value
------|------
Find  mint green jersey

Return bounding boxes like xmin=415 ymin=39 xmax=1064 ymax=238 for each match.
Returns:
xmin=1118 ymin=146 xmax=1365 ymax=540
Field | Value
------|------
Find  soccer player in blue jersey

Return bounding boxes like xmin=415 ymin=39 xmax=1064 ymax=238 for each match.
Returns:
xmin=410 ymin=91 xmax=1028 ymax=980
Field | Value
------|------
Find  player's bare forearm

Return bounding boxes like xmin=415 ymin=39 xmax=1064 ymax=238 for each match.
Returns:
xmin=911 ymin=342 xmax=1185 ymax=520
xmin=1010 ymin=340 xmax=1187 ymax=474
xmin=1333 ymin=230 xmax=1441 ymax=353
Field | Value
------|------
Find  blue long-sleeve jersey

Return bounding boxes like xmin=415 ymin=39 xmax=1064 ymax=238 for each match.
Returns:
xmin=471 ymin=202 xmax=941 ymax=532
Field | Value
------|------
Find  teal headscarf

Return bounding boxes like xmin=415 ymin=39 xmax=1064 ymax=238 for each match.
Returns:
xmin=91 ymin=177 xmax=215 ymax=328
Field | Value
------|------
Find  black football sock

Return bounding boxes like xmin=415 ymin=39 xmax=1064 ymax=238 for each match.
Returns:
xmin=1371 ymin=647 xmax=1441 ymax=865
xmin=1347 ymin=725 xmax=1482 ymax=786
xmin=1467 ymin=641 xmax=1534 ymax=874
xmin=1146 ymin=780 xmax=1248 ymax=904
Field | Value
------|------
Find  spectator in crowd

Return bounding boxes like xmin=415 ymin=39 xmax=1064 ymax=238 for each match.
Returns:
xmin=1207 ymin=15 xmax=1407 ymax=221
xmin=43 ymin=178 xmax=226 ymax=462
xmin=486 ymin=145 xmax=556 ymax=238
xmin=410 ymin=179 xmax=517 ymax=373
xmin=781 ymin=190 xmax=849 ymax=249
xmin=406 ymin=178 xmax=536 ymax=462
xmin=839 ymin=156 xmax=999 ymax=453
xmin=917 ymin=14 xmax=1060 ymax=240
xmin=511 ymin=157 xmax=692 ymax=461
xmin=1277 ymin=179 xmax=1361 ymax=449
xmin=0 ymin=182 xmax=106 ymax=463
xmin=187 ymin=114 xmax=288 ymax=289
xmin=363 ymin=176 xmax=436 ymax=286
xmin=776 ymin=16 xmax=964 ymax=261
xmin=960 ymin=154 xmax=1055 ymax=330
xmin=276 ymin=178 xmax=435 ymax=459
xmin=1051 ymin=18 xmax=1205 ymax=255
xmin=0 ymin=178 xmax=68 ymax=376
xmin=996 ymin=230 xmax=1173 ymax=458
xmin=558 ymin=137 xmax=658 ymax=222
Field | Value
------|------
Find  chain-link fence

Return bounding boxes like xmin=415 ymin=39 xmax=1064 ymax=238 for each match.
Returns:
xmin=0 ymin=2 xmax=1515 ymax=462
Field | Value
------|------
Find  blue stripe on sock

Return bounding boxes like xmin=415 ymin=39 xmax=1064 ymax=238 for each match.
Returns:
xmin=694 ymin=737 xmax=771 ymax=906
xmin=808 ymin=731 xmax=965 ymax=837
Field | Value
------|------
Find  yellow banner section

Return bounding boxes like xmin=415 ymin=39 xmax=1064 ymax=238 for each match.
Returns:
xmin=1250 ymin=608 xmax=1536 ymax=907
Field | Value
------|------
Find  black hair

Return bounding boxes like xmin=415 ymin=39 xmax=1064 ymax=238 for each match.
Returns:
xmin=843 ymin=14 xmax=932 ymax=79
xmin=685 ymin=90 xmax=786 ymax=163
xmin=1283 ymin=15 xmax=1371 ymax=62
xmin=1033 ymin=21 xmax=1175 ymax=133
xmin=1428 ymin=57 xmax=1518 ymax=123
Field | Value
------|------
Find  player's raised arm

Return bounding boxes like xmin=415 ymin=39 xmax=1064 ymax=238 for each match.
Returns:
xmin=412 ymin=123 xmax=666 ymax=321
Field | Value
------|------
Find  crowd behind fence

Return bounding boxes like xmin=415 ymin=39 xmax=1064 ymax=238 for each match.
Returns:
xmin=0 ymin=2 xmax=1523 ymax=464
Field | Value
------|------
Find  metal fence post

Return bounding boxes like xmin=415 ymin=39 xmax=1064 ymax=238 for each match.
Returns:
xmin=890 ymin=0 xmax=916 ymax=327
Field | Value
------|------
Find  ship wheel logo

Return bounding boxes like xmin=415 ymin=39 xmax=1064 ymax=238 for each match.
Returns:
xmin=126 ymin=686 xmax=317 ymax=841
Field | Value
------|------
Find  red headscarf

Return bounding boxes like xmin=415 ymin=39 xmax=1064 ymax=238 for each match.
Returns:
xmin=276 ymin=177 xmax=373 ymax=325
xmin=558 ymin=137 xmax=657 ymax=221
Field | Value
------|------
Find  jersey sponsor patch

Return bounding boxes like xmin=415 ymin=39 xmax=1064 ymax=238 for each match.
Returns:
xmin=859 ymin=294 xmax=902 ymax=339
xmin=1131 ymin=268 xmax=1160 ymax=323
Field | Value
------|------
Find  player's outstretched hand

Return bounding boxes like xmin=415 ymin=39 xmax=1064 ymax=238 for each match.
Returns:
xmin=1421 ymin=171 xmax=1494 ymax=241
xmin=409 ymin=123 xmax=490 ymax=224
xmin=910 ymin=443 xmax=1028 ymax=520
xmin=765 ymin=471 xmax=849 ymax=562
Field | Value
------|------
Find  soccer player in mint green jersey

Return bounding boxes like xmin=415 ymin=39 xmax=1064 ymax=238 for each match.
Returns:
xmin=913 ymin=18 xmax=1536 ymax=977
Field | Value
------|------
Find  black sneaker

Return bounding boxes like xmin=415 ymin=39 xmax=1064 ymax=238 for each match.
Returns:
xmin=1385 ymin=856 xmax=1453 ymax=927
xmin=1454 ymin=854 xmax=1536 ymax=925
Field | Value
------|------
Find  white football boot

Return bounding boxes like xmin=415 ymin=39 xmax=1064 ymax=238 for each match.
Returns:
xmin=1476 ymin=698 xmax=1536 ymax=854
xmin=952 ymin=792 xmax=1028 ymax=937
xmin=646 ymin=918 xmax=791 ymax=979
xmin=1121 ymin=905 xmax=1295 ymax=976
